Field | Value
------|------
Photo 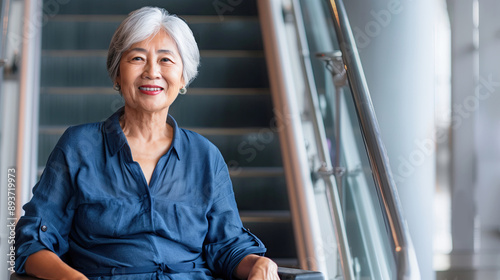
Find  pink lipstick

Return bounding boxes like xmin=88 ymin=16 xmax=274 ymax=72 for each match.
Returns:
xmin=138 ymin=85 xmax=164 ymax=95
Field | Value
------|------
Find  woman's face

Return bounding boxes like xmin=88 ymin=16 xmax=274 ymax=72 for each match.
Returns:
xmin=116 ymin=29 xmax=184 ymax=114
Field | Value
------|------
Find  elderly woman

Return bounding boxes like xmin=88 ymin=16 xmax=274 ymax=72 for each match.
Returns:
xmin=15 ymin=6 xmax=279 ymax=280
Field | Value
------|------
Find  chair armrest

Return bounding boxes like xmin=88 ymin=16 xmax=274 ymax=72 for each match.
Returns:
xmin=278 ymin=267 xmax=324 ymax=280
xmin=12 ymin=267 xmax=325 ymax=280
xmin=10 ymin=273 xmax=42 ymax=280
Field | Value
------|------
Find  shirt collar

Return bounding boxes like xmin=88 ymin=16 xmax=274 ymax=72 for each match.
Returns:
xmin=167 ymin=114 xmax=182 ymax=160
xmin=104 ymin=107 xmax=182 ymax=160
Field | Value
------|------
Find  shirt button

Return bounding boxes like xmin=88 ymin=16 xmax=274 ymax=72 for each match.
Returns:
xmin=41 ymin=225 xmax=47 ymax=232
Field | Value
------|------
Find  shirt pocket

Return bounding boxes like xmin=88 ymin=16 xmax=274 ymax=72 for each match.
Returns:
xmin=74 ymin=198 xmax=126 ymax=240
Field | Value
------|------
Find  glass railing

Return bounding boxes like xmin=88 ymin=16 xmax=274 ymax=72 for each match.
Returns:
xmin=258 ymin=0 xmax=420 ymax=279
xmin=294 ymin=0 xmax=420 ymax=279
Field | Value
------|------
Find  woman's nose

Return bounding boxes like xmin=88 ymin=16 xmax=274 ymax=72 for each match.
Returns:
xmin=142 ymin=61 xmax=160 ymax=79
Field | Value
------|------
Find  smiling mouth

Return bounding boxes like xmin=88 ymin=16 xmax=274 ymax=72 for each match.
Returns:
xmin=138 ymin=86 xmax=164 ymax=95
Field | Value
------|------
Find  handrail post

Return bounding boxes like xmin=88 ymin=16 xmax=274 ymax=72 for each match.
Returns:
xmin=258 ymin=0 xmax=330 ymax=275
xmin=16 ymin=0 xmax=43 ymax=218
xmin=317 ymin=51 xmax=348 ymax=210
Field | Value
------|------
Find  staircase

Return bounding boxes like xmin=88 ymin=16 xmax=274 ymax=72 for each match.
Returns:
xmin=38 ymin=0 xmax=296 ymax=265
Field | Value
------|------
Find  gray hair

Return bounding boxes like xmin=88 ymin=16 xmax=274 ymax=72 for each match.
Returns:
xmin=107 ymin=7 xmax=200 ymax=87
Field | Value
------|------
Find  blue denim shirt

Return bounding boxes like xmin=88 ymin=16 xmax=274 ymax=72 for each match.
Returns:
xmin=15 ymin=108 xmax=266 ymax=280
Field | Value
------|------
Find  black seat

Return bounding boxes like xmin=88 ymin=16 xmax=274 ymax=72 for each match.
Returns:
xmin=10 ymin=267 xmax=324 ymax=280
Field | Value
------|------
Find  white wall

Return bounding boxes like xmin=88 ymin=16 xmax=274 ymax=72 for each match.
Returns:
xmin=476 ymin=0 xmax=500 ymax=231
xmin=447 ymin=0 xmax=500 ymax=254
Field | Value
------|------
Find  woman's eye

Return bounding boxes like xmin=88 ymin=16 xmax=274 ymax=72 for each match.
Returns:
xmin=161 ymin=58 xmax=172 ymax=63
xmin=132 ymin=57 xmax=143 ymax=61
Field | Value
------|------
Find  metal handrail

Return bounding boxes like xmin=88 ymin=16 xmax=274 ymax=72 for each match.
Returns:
xmin=323 ymin=0 xmax=421 ymax=279
xmin=257 ymin=0 xmax=329 ymax=274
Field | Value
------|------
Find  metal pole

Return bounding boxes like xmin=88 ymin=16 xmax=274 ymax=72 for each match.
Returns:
xmin=292 ymin=1 xmax=355 ymax=279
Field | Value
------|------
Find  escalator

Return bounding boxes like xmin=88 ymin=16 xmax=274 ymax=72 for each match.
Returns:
xmin=36 ymin=0 xmax=296 ymax=265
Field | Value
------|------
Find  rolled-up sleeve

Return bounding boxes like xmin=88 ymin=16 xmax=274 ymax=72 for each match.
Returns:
xmin=203 ymin=165 xmax=267 ymax=280
xmin=15 ymin=145 xmax=76 ymax=274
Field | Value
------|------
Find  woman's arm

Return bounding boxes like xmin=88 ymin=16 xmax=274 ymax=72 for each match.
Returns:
xmin=233 ymin=254 xmax=279 ymax=280
xmin=25 ymin=250 xmax=88 ymax=280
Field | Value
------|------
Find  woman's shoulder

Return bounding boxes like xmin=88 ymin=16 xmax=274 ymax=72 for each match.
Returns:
xmin=176 ymin=127 xmax=229 ymax=181
xmin=176 ymin=127 xmax=222 ymax=158
xmin=177 ymin=127 xmax=217 ymax=150
xmin=55 ymin=122 xmax=104 ymax=151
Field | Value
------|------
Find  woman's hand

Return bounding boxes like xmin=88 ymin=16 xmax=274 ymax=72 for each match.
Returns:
xmin=234 ymin=254 xmax=279 ymax=280
xmin=246 ymin=256 xmax=279 ymax=280
xmin=25 ymin=250 xmax=89 ymax=280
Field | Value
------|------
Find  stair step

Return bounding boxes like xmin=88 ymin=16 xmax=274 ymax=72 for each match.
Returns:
xmin=240 ymin=211 xmax=291 ymax=222
xmin=172 ymin=93 xmax=274 ymax=127
xmin=38 ymin=126 xmax=278 ymax=135
xmin=40 ymin=55 xmax=269 ymax=88
xmin=46 ymin=0 xmax=258 ymax=16
xmin=43 ymin=17 xmax=263 ymax=51
xmin=39 ymin=92 xmax=274 ymax=127
xmin=229 ymin=166 xmax=284 ymax=177
xmin=202 ymin=133 xmax=282 ymax=167
xmin=41 ymin=50 xmax=264 ymax=58
xmin=272 ymin=259 xmax=299 ymax=268
xmin=41 ymin=87 xmax=270 ymax=96
xmin=46 ymin=15 xmax=258 ymax=23
xmin=38 ymin=127 xmax=282 ymax=168
xmin=233 ymin=175 xmax=288 ymax=211
xmin=243 ymin=220 xmax=296 ymax=259
xmin=37 ymin=164 xmax=283 ymax=183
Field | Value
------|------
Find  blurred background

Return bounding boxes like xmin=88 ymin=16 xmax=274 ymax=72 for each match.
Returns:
xmin=1 ymin=0 xmax=500 ymax=279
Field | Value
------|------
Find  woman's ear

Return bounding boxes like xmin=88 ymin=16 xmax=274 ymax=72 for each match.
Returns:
xmin=113 ymin=73 xmax=122 ymax=91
